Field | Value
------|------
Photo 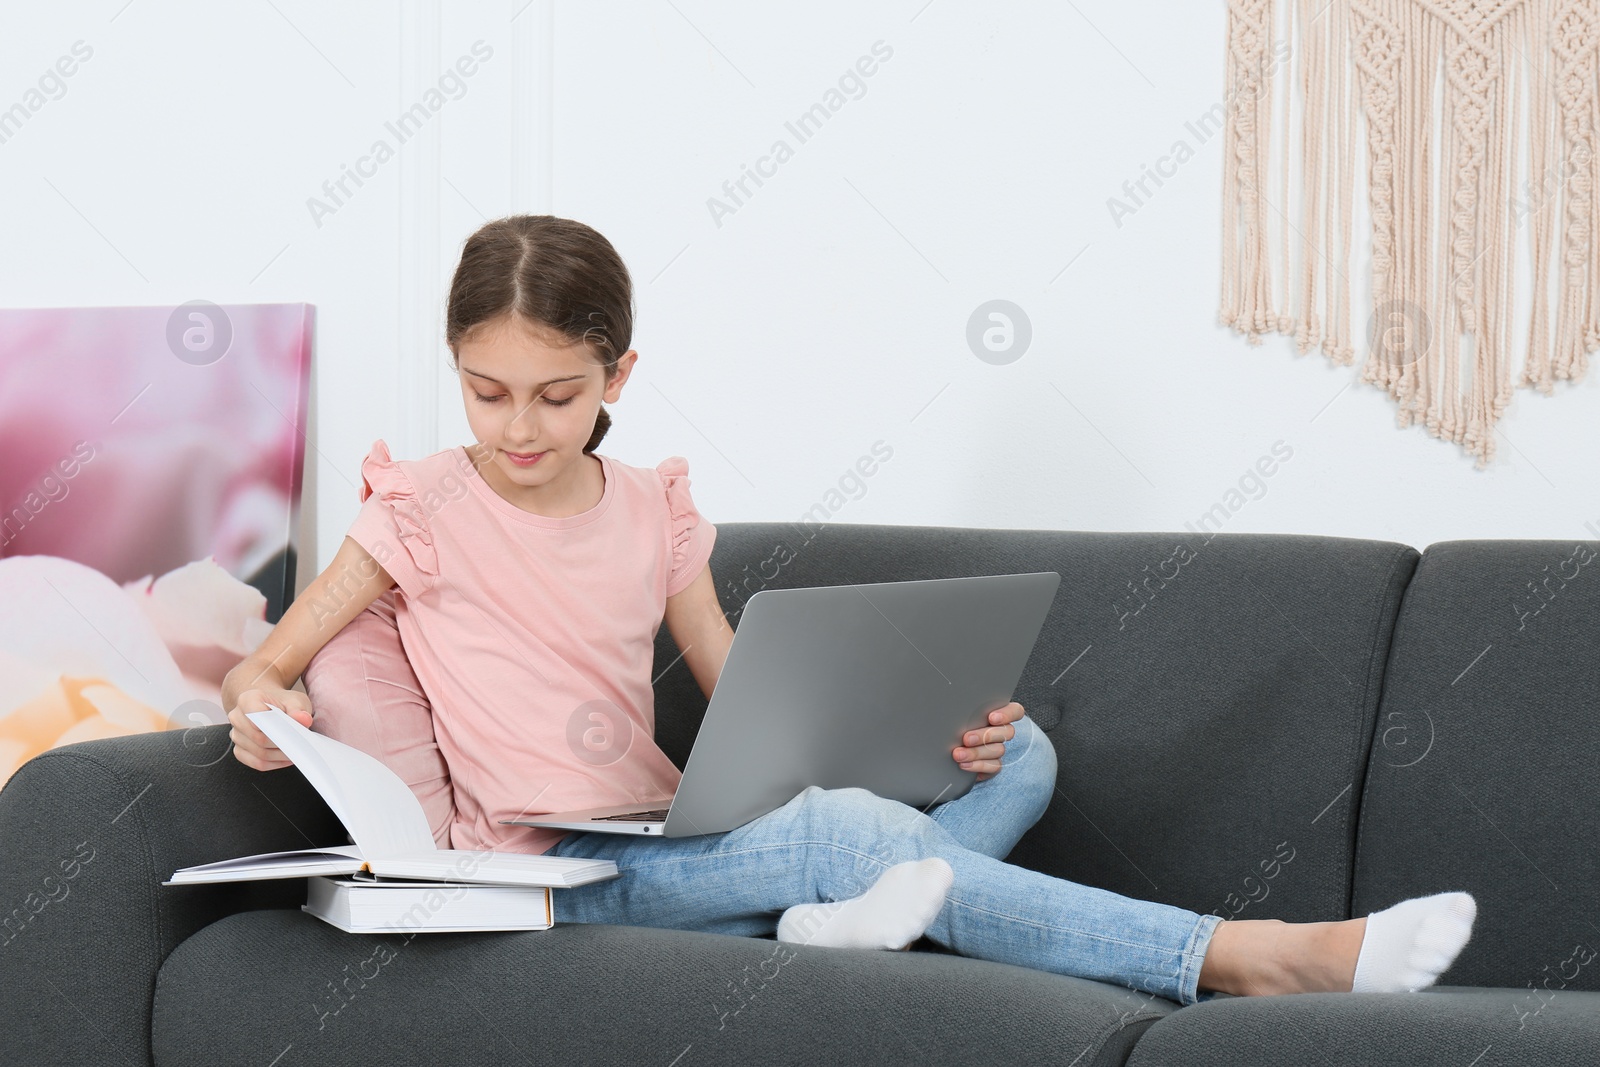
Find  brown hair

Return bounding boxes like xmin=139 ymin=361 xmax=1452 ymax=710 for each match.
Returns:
xmin=445 ymin=215 xmax=634 ymax=454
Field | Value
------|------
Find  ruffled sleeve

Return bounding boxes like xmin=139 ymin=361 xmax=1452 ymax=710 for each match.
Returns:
xmin=657 ymin=456 xmax=716 ymax=598
xmin=346 ymin=439 xmax=439 ymax=599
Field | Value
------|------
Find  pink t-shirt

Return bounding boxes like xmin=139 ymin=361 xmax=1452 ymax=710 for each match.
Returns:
xmin=344 ymin=439 xmax=717 ymax=856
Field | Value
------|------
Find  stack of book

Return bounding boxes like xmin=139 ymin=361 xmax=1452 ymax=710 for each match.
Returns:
xmin=305 ymin=873 xmax=557 ymax=933
xmin=164 ymin=707 xmax=619 ymax=933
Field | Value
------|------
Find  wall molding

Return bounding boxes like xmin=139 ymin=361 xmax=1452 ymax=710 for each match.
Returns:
xmin=397 ymin=0 xmax=443 ymax=458
xmin=512 ymin=0 xmax=555 ymax=214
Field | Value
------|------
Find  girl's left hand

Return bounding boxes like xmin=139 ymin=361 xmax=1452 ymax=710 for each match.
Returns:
xmin=952 ymin=701 xmax=1025 ymax=781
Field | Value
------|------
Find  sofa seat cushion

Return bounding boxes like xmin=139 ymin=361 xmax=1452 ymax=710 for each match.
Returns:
xmin=154 ymin=908 xmax=1179 ymax=1067
xmin=1123 ymin=986 xmax=1600 ymax=1066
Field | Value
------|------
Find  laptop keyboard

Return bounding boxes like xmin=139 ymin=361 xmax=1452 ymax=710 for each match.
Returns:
xmin=592 ymin=808 xmax=671 ymax=822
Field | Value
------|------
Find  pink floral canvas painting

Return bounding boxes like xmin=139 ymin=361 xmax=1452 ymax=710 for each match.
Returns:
xmin=0 ymin=302 xmax=313 ymax=787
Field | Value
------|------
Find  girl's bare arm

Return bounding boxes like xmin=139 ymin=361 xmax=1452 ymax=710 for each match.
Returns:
xmin=663 ymin=561 xmax=733 ymax=701
xmin=222 ymin=535 xmax=397 ymax=770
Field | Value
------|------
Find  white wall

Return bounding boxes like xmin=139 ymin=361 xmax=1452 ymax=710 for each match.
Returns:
xmin=5 ymin=0 xmax=1597 ymax=596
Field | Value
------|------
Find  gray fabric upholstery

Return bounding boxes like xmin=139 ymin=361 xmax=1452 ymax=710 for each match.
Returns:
xmin=1123 ymin=986 xmax=1600 ymax=1066
xmin=2 ymin=523 xmax=1594 ymax=1065
xmin=1351 ymin=539 xmax=1600 ymax=991
xmin=153 ymin=909 xmax=1173 ymax=1066
xmin=0 ymin=726 xmax=343 ymax=1066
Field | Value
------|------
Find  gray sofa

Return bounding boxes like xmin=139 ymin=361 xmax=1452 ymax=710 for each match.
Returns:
xmin=3 ymin=521 xmax=1597 ymax=1066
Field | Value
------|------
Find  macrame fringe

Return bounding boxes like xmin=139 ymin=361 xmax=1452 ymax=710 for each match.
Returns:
xmin=1221 ymin=0 xmax=1600 ymax=468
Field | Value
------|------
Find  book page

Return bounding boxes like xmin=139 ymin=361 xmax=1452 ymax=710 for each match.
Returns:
xmin=250 ymin=708 xmax=437 ymax=858
xmin=180 ymin=844 xmax=365 ymax=871
xmin=162 ymin=845 xmax=365 ymax=885
xmin=377 ymin=851 xmax=621 ymax=888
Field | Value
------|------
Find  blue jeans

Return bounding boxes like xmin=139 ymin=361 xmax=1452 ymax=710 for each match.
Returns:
xmin=548 ymin=715 xmax=1224 ymax=1006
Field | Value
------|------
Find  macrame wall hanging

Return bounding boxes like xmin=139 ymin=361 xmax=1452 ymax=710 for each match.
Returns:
xmin=1221 ymin=0 xmax=1599 ymax=467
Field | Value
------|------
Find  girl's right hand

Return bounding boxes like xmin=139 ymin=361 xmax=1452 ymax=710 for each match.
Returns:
xmin=227 ymin=688 xmax=314 ymax=771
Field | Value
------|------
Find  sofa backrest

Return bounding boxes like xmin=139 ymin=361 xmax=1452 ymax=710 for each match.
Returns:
xmin=1352 ymin=539 xmax=1600 ymax=995
xmin=653 ymin=522 xmax=1418 ymax=928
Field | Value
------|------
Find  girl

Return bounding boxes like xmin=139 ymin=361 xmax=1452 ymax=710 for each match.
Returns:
xmin=223 ymin=214 xmax=1478 ymax=1006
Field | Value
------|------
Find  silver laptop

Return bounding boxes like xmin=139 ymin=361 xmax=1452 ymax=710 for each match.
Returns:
xmin=500 ymin=570 xmax=1060 ymax=839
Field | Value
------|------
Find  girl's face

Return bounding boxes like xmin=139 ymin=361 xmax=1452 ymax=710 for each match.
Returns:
xmin=454 ymin=313 xmax=635 ymax=494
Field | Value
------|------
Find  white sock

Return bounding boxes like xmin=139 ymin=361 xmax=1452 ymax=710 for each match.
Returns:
xmin=1351 ymin=891 xmax=1478 ymax=993
xmin=776 ymin=858 xmax=954 ymax=951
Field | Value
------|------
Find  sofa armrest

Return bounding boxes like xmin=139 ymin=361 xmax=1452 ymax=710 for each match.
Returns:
xmin=0 ymin=723 xmax=343 ymax=1067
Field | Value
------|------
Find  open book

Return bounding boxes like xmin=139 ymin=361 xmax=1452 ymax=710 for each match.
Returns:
xmin=163 ymin=707 xmax=619 ymax=889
